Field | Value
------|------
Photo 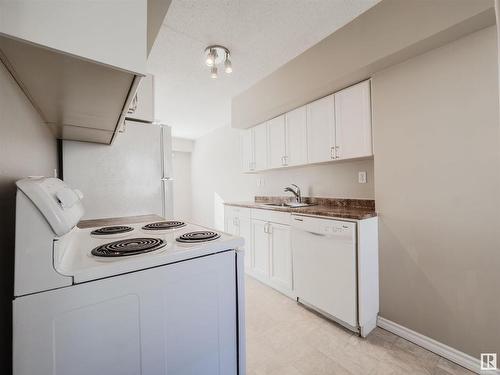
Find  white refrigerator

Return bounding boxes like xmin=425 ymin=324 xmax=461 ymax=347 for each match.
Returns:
xmin=62 ymin=121 xmax=173 ymax=220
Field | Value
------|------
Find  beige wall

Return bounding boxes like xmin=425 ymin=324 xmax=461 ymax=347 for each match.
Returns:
xmin=372 ymin=26 xmax=500 ymax=357
xmin=190 ymin=125 xmax=374 ymax=229
xmin=0 ymin=62 xmax=58 ymax=371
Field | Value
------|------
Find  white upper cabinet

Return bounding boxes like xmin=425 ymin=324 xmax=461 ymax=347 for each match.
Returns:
xmin=268 ymin=115 xmax=287 ymax=169
xmin=240 ymin=129 xmax=254 ymax=172
xmin=306 ymin=94 xmax=336 ymax=163
xmin=0 ymin=0 xmax=150 ymax=144
xmin=334 ymin=80 xmax=373 ymax=160
xmin=240 ymin=122 xmax=267 ymax=172
xmin=254 ymin=122 xmax=268 ymax=171
xmin=0 ymin=0 xmax=147 ymax=73
xmin=285 ymin=106 xmax=308 ymax=166
xmin=241 ymin=80 xmax=372 ymax=172
xmin=127 ymin=74 xmax=155 ymax=123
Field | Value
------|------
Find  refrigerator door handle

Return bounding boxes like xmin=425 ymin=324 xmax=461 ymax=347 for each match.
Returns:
xmin=161 ymin=177 xmax=174 ymax=181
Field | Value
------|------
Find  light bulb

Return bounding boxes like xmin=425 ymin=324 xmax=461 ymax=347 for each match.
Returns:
xmin=206 ymin=49 xmax=217 ymax=67
xmin=206 ymin=51 xmax=214 ymax=66
xmin=224 ymin=56 xmax=232 ymax=74
xmin=211 ymin=66 xmax=218 ymax=79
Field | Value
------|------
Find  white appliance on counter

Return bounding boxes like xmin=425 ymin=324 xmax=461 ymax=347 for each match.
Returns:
xmin=62 ymin=121 xmax=173 ymax=220
xmin=13 ymin=177 xmax=246 ymax=375
xmin=291 ymin=214 xmax=379 ymax=337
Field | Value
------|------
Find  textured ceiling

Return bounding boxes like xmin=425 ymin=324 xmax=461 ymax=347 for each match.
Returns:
xmin=147 ymin=0 xmax=380 ymax=139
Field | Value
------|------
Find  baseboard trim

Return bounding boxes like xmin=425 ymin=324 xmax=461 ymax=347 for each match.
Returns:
xmin=377 ymin=317 xmax=499 ymax=375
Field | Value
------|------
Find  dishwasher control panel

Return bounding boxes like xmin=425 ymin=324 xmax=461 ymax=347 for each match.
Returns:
xmin=291 ymin=215 xmax=355 ymax=237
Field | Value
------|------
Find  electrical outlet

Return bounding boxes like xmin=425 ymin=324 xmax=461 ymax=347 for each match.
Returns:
xmin=358 ymin=171 xmax=367 ymax=184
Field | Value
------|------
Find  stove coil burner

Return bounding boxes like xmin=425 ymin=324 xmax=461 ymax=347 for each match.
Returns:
xmin=91 ymin=226 xmax=134 ymax=236
xmin=91 ymin=238 xmax=166 ymax=257
xmin=142 ymin=221 xmax=186 ymax=230
xmin=176 ymin=231 xmax=220 ymax=243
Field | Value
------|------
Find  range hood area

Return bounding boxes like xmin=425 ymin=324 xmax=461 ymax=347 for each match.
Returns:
xmin=0 ymin=34 xmax=141 ymax=144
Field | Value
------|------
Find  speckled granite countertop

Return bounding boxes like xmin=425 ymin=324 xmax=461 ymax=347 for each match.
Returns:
xmin=225 ymin=196 xmax=376 ymax=220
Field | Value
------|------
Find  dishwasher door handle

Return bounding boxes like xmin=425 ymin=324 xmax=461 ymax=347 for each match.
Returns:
xmin=297 ymin=229 xmax=327 ymax=237
xmin=307 ymin=231 xmax=326 ymax=237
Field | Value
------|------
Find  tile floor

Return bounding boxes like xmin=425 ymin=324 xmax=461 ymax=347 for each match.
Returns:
xmin=245 ymin=276 xmax=474 ymax=375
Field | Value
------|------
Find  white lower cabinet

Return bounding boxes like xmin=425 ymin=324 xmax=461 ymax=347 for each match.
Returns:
xmin=224 ymin=206 xmax=252 ymax=270
xmin=238 ymin=216 xmax=252 ymax=270
xmin=268 ymin=223 xmax=292 ymax=293
xmin=251 ymin=219 xmax=270 ymax=279
xmin=226 ymin=205 xmax=294 ymax=297
xmin=248 ymin=209 xmax=294 ymax=298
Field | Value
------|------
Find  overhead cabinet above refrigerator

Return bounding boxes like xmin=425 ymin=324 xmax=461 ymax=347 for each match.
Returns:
xmin=126 ymin=74 xmax=155 ymax=124
xmin=0 ymin=0 xmax=149 ymax=144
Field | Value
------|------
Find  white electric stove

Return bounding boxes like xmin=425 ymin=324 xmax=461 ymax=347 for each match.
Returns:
xmin=13 ymin=177 xmax=246 ymax=375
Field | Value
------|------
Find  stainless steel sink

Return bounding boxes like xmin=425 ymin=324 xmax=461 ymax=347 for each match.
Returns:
xmin=286 ymin=202 xmax=317 ymax=208
xmin=262 ymin=202 xmax=316 ymax=208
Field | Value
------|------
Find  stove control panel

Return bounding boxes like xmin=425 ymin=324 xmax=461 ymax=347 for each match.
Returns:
xmin=16 ymin=177 xmax=84 ymax=236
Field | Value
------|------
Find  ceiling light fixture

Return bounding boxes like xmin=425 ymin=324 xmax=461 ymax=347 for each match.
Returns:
xmin=204 ymin=45 xmax=232 ymax=78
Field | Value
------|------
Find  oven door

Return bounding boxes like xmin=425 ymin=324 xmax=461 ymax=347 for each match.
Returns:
xmin=13 ymin=251 xmax=238 ymax=375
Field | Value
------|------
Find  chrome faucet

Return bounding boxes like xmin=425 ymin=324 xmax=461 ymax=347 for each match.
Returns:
xmin=284 ymin=184 xmax=302 ymax=203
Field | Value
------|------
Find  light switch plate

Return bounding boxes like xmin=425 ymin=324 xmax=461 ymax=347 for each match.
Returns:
xmin=358 ymin=171 xmax=367 ymax=184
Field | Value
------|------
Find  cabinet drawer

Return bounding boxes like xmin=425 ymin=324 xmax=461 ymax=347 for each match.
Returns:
xmin=251 ymin=209 xmax=291 ymax=225
xmin=225 ymin=205 xmax=251 ymax=219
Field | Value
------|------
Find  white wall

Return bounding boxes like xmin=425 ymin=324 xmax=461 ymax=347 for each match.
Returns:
xmin=191 ymin=127 xmax=256 ymax=229
xmin=172 ymin=137 xmax=194 ymax=153
xmin=172 ymin=151 xmax=192 ymax=221
xmin=372 ymin=26 xmax=500 ymax=358
xmin=191 ymin=125 xmax=374 ymax=228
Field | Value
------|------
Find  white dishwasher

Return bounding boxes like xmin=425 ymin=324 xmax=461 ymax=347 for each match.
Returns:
xmin=291 ymin=214 xmax=358 ymax=331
